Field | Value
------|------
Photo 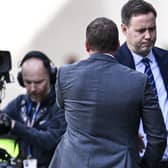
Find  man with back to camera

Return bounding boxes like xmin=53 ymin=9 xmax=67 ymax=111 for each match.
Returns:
xmin=0 ymin=51 xmax=67 ymax=168
xmin=115 ymin=0 xmax=168 ymax=167
xmin=49 ymin=17 xmax=166 ymax=168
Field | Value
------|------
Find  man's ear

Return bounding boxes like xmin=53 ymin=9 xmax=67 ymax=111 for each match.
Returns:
xmin=85 ymin=41 xmax=90 ymax=52
xmin=121 ymin=23 xmax=128 ymax=36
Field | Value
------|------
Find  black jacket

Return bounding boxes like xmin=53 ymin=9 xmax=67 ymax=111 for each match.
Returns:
xmin=116 ymin=42 xmax=168 ymax=94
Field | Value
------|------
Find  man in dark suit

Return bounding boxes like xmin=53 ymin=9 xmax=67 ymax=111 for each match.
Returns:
xmin=49 ymin=17 xmax=166 ymax=168
xmin=116 ymin=0 xmax=168 ymax=167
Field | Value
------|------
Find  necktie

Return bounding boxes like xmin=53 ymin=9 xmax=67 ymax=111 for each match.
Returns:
xmin=141 ymin=58 xmax=158 ymax=98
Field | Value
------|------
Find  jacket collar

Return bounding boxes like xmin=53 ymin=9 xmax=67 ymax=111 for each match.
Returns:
xmin=89 ymin=53 xmax=117 ymax=63
xmin=116 ymin=42 xmax=136 ymax=69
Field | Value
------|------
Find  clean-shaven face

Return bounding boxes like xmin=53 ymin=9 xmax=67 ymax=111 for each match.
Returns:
xmin=122 ymin=12 xmax=156 ymax=57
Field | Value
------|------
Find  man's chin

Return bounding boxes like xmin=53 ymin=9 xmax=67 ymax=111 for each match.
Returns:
xmin=136 ymin=47 xmax=152 ymax=56
xmin=30 ymin=97 xmax=41 ymax=103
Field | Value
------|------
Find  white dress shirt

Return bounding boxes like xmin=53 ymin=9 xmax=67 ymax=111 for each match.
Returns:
xmin=132 ymin=50 xmax=168 ymax=159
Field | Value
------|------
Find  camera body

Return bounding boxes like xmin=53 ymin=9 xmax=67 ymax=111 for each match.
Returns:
xmin=0 ymin=51 xmax=11 ymax=85
xmin=0 ymin=51 xmax=13 ymax=165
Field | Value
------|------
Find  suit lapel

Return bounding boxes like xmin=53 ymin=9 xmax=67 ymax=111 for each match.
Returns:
xmin=152 ymin=47 xmax=168 ymax=93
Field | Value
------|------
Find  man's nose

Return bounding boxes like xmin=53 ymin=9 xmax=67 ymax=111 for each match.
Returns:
xmin=144 ymin=30 xmax=151 ymax=39
xmin=30 ymin=83 xmax=36 ymax=92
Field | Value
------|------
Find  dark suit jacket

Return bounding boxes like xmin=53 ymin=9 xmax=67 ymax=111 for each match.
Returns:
xmin=115 ymin=42 xmax=168 ymax=95
xmin=49 ymin=53 xmax=166 ymax=168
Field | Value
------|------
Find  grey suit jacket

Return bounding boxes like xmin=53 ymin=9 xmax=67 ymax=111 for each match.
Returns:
xmin=50 ymin=53 xmax=166 ymax=168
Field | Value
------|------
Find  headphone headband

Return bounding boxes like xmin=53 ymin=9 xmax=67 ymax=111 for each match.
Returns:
xmin=17 ymin=51 xmax=57 ymax=87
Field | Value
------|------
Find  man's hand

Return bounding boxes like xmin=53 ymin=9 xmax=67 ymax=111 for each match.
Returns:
xmin=138 ymin=133 xmax=145 ymax=153
xmin=0 ymin=113 xmax=12 ymax=134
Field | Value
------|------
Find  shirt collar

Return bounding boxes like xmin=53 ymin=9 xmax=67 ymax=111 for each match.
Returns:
xmin=103 ymin=53 xmax=115 ymax=58
xmin=131 ymin=50 xmax=155 ymax=66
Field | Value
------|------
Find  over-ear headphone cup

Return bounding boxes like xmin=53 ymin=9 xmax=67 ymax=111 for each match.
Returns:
xmin=50 ymin=67 xmax=57 ymax=85
xmin=19 ymin=51 xmax=57 ymax=86
xmin=17 ymin=71 xmax=25 ymax=87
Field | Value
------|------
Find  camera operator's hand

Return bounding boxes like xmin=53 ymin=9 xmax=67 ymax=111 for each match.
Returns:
xmin=0 ymin=113 xmax=12 ymax=134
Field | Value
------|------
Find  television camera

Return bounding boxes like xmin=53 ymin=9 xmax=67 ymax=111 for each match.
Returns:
xmin=0 ymin=51 xmax=17 ymax=168
xmin=0 ymin=51 xmax=11 ymax=104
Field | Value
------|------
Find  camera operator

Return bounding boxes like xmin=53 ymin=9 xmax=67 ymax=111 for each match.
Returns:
xmin=0 ymin=51 xmax=66 ymax=168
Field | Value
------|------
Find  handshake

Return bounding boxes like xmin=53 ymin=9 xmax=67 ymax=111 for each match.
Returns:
xmin=0 ymin=113 xmax=13 ymax=135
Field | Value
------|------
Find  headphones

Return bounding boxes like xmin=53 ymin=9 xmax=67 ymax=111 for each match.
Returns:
xmin=17 ymin=51 xmax=57 ymax=87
